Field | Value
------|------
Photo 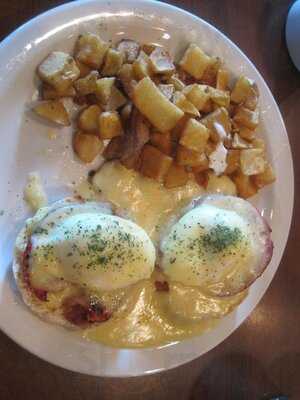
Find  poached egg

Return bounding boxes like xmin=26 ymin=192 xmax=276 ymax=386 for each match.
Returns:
xmin=160 ymin=195 xmax=273 ymax=296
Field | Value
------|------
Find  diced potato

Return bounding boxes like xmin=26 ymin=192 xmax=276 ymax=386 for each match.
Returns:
xmin=216 ymin=69 xmax=230 ymax=90
xmin=231 ymin=76 xmax=255 ymax=104
xmin=173 ymin=91 xmax=200 ymax=117
xmin=164 ymin=163 xmax=188 ymax=188
xmin=238 ymin=125 xmax=256 ymax=141
xmin=183 ymin=84 xmax=210 ymax=111
xmin=150 ymin=131 xmax=173 ymax=155
xmin=225 ymin=149 xmax=240 ymax=174
xmin=176 ymin=145 xmax=208 ymax=167
xmin=105 ymin=86 xmax=127 ymax=111
xmin=33 ymin=100 xmax=70 ymax=126
xmin=78 ymin=104 xmax=102 ymax=133
xmin=243 ymin=85 xmax=259 ymax=110
xmin=117 ymin=39 xmax=140 ymax=63
xmin=240 ymin=148 xmax=266 ymax=175
xmin=120 ymin=103 xmax=133 ymax=124
xmin=140 ymin=145 xmax=172 ymax=181
xmin=233 ymin=106 xmax=259 ymax=130
xmin=232 ymin=170 xmax=258 ymax=198
xmin=202 ymin=99 xmax=214 ymax=114
xmin=194 ymin=170 xmax=209 ymax=187
xmin=201 ymin=107 xmax=231 ymax=142
xmin=179 ymin=118 xmax=209 ymax=152
xmin=201 ymin=56 xmax=221 ymax=86
xmin=252 ymin=137 xmax=266 ymax=151
xmin=95 ymin=77 xmax=115 ymax=104
xmin=118 ymin=63 xmax=136 ymax=98
xmin=99 ymin=111 xmax=123 ymax=139
xmin=133 ymin=77 xmax=184 ymax=132
xmin=231 ymin=133 xmax=251 ymax=149
xmin=205 ymin=140 xmax=217 ymax=156
xmin=102 ymin=48 xmax=124 ymax=76
xmin=206 ymin=172 xmax=237 ymax=196
xmin=179 ymin=44 xmax=212 ymax=80
xmin=73 ymin=131 xmax=103 ymax=163
xmin=76 ymin=60 xmax=92 ymax=78
xmin=42 ymin=84 xmax=76 ymax=100
xmin=191 ymin=153 xmax=209 ymax=173
xmin=38 ymin=52 xmax=80 ymax=92
xmin=74 ymin=71 xmax=99 ymax=95
xmin=168 ymin=75 xmax=186 ymax=91
xmin=252 ymin=163 xmax=276 ymax=188
xmin=149 ymin=47 xmax=175 ymax=74
xmin=209 ymin=88 xmax=230 ymax=108
xmin=158 ymin=84 xmax=174 ymax=101
xmin=75 ymin=33 xmax=109 ymax=69
xmin=132 ymin=51 xmax=151 ymax=80
xmin=171 ymin=115 xmax=190 ymax=141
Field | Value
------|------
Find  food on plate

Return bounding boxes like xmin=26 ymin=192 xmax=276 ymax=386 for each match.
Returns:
xmin=20 ymin=33 xmax=277 ymax=348
xmin=32 ymin=33 xmax=275 ymax=198
xmin=13 ymin=199 xmax=155 ymax=328
xmin=160 ymin=195 xmax=273 ymax=296
xmin=24 ymin=172 xmax=47 ymax=211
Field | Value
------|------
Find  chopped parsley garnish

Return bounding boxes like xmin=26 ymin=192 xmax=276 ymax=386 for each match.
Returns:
xmin=201 ymin=224 xmax=242 ymax=253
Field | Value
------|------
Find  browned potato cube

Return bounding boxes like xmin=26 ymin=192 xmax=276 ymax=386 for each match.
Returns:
xmin=205 ymin=140 xmax=217 ymax=156
xmin=238 ymin=125 xmax=256 ymax=141
xmin=176 ymin=145 xmax=208 ymax=167
xmin=202 ymin=99 xmax=214 ymax=114
xmin=252 ymin=137 xmax=266 ymax=151
xmin=216 ymin=68 xmax=230 ymax=90
xmin=179 ymin=44 xmax=212 ymax=80
xmin=240 ymin=148 xmax=266 ymax=175
xmin=183 ymin=84 xmax=210 ymax=111
xmin=33 ymin=100 xmax=70 ymax=126
xmin=105 ymin=86 xmax=127 ymax=111
xmin=231 ymin=76 xmax=255 ymax=104
xmin=201 ymin=56 xmax=221 ymax=86
xmin=225 ymin=149 xmax=240 ymax=174
xmin=95 ymin=77 xmax=115 ymax=105
xmin=78 ymin=105 xmax=102 ymax=133
xmin=191 ymin=153 xmax=209 ymax=173
xmin=206 ymin=172 xmax=237 ymax=196
xmin=173 ymin=91 xmax=200 ymax=117
xmin=120 ymin=103 xmax=133 ymax=124
xmin=132 ymin=51 xmax=151 ymax=80
xmin=102 ymin=48 xmax=124 ymax=76
xmin=149 ymin=47 xmax=175 ymax=74
xmin=42 ymin=84 xmax=76 ymax=100
xmin=150 ymin=131 xmax=173 ymax=155
xmin=75 ymin=33 xmax=109 ymax=69
xmin=209 ymin=88 xmax=230 ymax=108
xmin=73 ymin=131 xmax=103 ymax=163
xmin=38 ymin=52 xmax=80 ymax=92
xmin=201 ymin=107 xmax=231 ymax=142
xmin=179 ymin=118 xmax=209 ymax=152
xmin=99 ymin=111 xmax=123 ymax=139
xmin=76 ymin=60 xmax=92 ymax=78
xmin=243 ymin=85 xmax=259 ymax=110
xmin=232 ymin=170 xmax=258 ymax=198
xmin=233 ymin=106 xmax=259 ymax=130
xmin=231 ymin=133 xmax=251 ymax=149
xmin=74 ymin=71 xmax=99 ymax=95
xmin=252 ymin=163 xmax=276 ymax=188
xmin=140 ymin=145 xmax=172 ymax=181
xmin=118 ymin=63 xmax=136 ymax=98
xmin=158 ymin=84 xmax=175 ymax=101
xmin=117 ymin=39 xmax=140 ymax=63
xmin=164 ymin=163 xmax=188 ymax=188
xmin=133 ymin=77 xmax=184 ymax=132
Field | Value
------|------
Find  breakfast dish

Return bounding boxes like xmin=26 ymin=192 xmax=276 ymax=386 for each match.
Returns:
xmin=13 ymin=31 xmax=278 ymax=348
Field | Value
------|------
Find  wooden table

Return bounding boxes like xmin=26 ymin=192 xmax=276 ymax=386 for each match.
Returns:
xmin=0 ymin=1 xmax=299 ymax=399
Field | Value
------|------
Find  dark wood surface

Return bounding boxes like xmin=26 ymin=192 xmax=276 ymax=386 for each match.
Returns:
xmin=0 ymin=1 xmax=299 ymax=399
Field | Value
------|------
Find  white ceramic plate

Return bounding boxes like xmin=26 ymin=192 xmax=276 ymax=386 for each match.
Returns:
xmin=0 ymin=0 xmax=293 ymax=377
